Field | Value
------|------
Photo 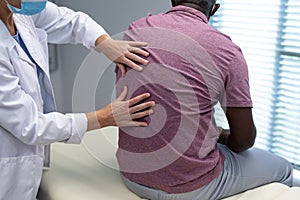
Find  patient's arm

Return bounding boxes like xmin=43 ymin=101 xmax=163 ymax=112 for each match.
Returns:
xmin=217 ymin=128 xmax=230 ymax=145
xmin=221 ymin=107 xmax=256 ymax=153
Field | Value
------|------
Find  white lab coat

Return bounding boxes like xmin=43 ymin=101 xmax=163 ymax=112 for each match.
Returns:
xmin=0 ymin=2 xmax=106 ymax=199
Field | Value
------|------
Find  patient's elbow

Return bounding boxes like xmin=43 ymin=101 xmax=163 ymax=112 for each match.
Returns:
xmin=228 ymin=127 xmax=256 ymax=153
xmin=236 ymin=137 xmax=255 ymax=153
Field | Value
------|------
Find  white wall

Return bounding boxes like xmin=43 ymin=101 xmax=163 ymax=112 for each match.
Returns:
xmin=50 ymin=0 xmax=170 ymax=113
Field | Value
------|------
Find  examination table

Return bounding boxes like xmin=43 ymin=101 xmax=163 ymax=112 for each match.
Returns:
xmin=38 ymin=127 xmax=300 ymax=200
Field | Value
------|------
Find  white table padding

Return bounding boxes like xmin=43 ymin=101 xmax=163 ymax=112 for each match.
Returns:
xmin=38 ymin=127 xmax=300 ymax=200
xmin=38 ymin=127 xmax=141 ymax=200
xmin=223 ymin=182 xmax=300 ymax=200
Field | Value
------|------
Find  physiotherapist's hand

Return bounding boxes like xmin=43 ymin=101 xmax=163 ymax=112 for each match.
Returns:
xmin=86 ymin=86 xmax=155 ymax=131
xmin=95 ymin=34 xmax=149 ymax=77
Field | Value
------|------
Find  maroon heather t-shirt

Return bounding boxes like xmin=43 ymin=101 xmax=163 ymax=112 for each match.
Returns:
xmin=115 ymin=6 xmax=253 ymax=194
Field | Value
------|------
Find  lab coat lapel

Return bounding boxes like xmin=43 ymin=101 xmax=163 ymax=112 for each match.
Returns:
xmin=13 ymin=15 xmax=49 ymax=77
xmin=15 ymin=40 xmax=37 ymax=66
xmin=0 ymin=19 xmax=35 ymax=69
xmin=13 ymin=15 xmax=57 ymax=113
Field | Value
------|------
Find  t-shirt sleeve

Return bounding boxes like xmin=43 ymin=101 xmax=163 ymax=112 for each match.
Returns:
xmin=220 ymin=48 xmax=253 ymax=107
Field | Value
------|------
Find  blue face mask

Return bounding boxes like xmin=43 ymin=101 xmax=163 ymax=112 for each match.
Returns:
xmin=6 ymin=0 xmax=47 ymax=16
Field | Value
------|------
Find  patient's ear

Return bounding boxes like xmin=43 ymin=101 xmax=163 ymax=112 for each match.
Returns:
xmin=211 ymin=3 xmax=220 ymax=16
xmin=171 ymin=0 xmax=176 ymax=7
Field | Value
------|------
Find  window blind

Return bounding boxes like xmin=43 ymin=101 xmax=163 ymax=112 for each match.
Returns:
xmin=212 ymin=0 xmax=300 ymax=168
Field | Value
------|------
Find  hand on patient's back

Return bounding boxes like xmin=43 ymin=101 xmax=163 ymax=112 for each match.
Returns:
xmin=96 ymin=36 xmax=149 ymax=77
xmin=98 ymin=86 xmax=155 ymax=128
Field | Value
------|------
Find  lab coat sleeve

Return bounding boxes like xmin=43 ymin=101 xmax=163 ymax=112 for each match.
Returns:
xmin=65 ymin=113 xmax=87 ymax=144
xmin=0 ymin=56 xmax=87 ymax=145
xmin=31 ymin=1 xmax=107 ymax=49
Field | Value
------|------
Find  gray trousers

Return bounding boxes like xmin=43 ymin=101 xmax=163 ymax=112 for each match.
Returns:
xmin=121 ymin=145 xmax=293 ymax=200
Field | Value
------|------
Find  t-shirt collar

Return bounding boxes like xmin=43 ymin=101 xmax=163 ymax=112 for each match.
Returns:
xmin=166 ymin=5 xmax=209 ymax=24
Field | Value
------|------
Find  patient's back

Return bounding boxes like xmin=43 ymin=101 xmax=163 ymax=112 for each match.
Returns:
xmin=115 ymin=5 xmax=252 ymax=194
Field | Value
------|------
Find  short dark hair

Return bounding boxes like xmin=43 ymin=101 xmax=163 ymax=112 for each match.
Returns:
xmin=171 ymin=0 xmax=216 ymax=10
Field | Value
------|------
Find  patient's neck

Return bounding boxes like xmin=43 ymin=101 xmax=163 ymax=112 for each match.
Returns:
xmin=180 ymin=3 xmax=210 ymax=19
